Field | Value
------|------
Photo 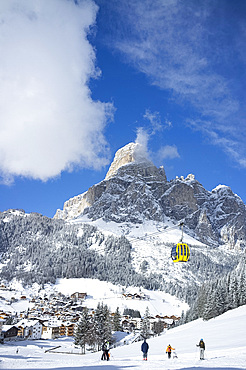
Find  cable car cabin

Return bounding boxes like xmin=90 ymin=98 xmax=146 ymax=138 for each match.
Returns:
xmin=171 ymin=243 xmax=190 ymax=262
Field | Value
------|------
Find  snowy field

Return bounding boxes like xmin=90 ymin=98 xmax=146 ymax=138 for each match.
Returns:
xmin=55 ymin=278 xmax=188 ymax=316
xmin=0 ymin=304 xmax=245 ymax=369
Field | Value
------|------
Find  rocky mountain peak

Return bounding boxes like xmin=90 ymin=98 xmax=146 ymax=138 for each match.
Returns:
xmin=105 ymin=142 xmax=151 ymax=180
xmin=54 ymin=142 xmax=167 ymax=221
xmin=53 ymin=142 xmax=246 ymax=251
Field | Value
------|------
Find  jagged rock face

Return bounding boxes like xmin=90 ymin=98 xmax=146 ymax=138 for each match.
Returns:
xmin=54 ymin=142 xmax=167 ymax=222
xmin=105 ymin=142 xmax=149 ymax=180
xmin=55 ymin=160 xmax=167 ymax=223
xmin=54 ymin=143 xmax=246 ymax=249
xmin=83 ymin=162 xmax=167 ymax=223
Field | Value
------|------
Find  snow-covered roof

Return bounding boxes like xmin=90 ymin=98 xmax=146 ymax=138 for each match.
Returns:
xmin=16 ymin=319 xmax=41 ymax=327
xmin=2 ymin=324 xmax=18 ymax=332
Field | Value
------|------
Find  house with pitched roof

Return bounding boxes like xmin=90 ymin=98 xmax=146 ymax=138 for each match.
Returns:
xmin=17 ymin=319 xmax=43 ymax=340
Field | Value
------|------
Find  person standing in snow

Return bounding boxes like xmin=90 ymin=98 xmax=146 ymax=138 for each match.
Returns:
xmin=101 ymin=341 xmax=110 ymax=361
xmin=141 ymin=339 xmax=149 ymax=361
xmin=166 ymin=344 xmax=175 ymax=359
xmin=197 ymin=338 xmax=205 ymax=360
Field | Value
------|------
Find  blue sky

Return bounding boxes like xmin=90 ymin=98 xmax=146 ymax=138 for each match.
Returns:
xmin=0 ymin=0 xmax=246 ymax=218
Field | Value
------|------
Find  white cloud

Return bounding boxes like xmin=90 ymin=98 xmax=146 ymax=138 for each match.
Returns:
xmin=0 ymin=0 xmax=113 ymax=182
xmin=143 ymin=110 xmax=161 ymax=133
xmin=143 ymin=109 xmax=172 ymax=134
xmin=134 ymin=127 xmax=150 ymax=161
xmin=158 ymin=145 xmax=180 ymax=161
xmin=134 ymin=127 xmax=179 ymax=164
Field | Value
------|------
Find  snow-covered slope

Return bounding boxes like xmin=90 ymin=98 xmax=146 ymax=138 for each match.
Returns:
xmin=54 ymin=277 xmax=188 ymax=316
xmin=0 ymin=277 xmax=188 ymax=317
xmin=1 ymin=304 xmax=245 ymax=369
xmin=0 ymin=208 xmax=241 ymax=301
xmin=71 ymin=217 xmax=238 ymax=286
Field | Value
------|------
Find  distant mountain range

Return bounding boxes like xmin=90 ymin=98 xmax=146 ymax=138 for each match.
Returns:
xmin=0 ymin=142 xmax=245 ymax=305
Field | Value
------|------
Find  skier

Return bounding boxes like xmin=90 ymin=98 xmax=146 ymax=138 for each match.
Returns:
xmin=101 ymin=341 xmax=110 ymax=361
xmin=141 ymin=339 xmax=149 ymax=361
xmin=196 ymin=338 xmax=205 ymax=360
xmin=166 ymin=344 xmax=175 ymax=359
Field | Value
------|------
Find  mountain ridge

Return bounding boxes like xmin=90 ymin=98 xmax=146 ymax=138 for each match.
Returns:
xmin=54 ymin=142 xmax=246 ymax=251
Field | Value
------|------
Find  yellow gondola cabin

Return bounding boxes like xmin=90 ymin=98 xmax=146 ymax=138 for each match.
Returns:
xmin=171 ymin=242 xmax=190 ymax=262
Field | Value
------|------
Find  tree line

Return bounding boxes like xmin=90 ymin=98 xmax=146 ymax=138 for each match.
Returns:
xmin=181 ymin=257 xmax=246 ymax=323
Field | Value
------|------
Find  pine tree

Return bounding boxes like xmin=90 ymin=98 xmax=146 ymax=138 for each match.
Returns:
xmin=194 ymin=284 xmax=207 ymax=319
xmin=141 ymin=306 xmax=150 ymax=339
xmin=216 ymin=279 xmax=228 ymax=315
xmin=86 ymin=318 xmax=96 ymax=351
xmin=113 ymin=307 xmax=122 ymax=332
xmin=228 ymin=274 xmax=239 ymax=309
xmin=74 ymin=307 xmax=91 ymax=354
xmin=239 ymin=268 xmax=246 ymax=305
xmin=153 ymin=319 xmax=164 ymax=335
xmin=202 ymin=285 xmax=219 ymax=320
xmin=94 ymin=302 xmax=112 ymax=350
xmin=102 ymin=303 xmax=113 ymax=343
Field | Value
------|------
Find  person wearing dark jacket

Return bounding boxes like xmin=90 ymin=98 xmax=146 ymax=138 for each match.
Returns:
xmin=141 ymin=339 xmax=149 ymax=360
xmin=101 ymin=341 xmax=110 ymax=361
xmin=197 ymin=339 xmax=205 ymax=360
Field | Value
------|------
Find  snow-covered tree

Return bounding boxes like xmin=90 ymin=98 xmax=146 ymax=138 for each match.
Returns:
xmin=153 ymin=319 xmax=164 ymax=335
xmin=94 ymin=302 xmax=112 ymax=350
xmin=113 ymin=307 xmax=122 ymax=332
xmin=74 ymin=307 xmax=91 ymax=354
xmin=141 ymin=306 xmax=150 ymax=339
xmin=184 ymin=258 xmax=246 ymax=323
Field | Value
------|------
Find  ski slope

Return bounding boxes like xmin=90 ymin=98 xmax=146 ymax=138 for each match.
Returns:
xmin=0 ymin=304 xmax=245 ymax=369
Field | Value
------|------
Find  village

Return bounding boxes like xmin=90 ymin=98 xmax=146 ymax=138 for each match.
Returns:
xmin=0 ymin=285 xmax=180 ymax=343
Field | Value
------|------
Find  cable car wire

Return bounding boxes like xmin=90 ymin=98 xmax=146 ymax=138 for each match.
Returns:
xmin=128 ymin=222 xmax=185 ymax=244
xmin=128 ymin=221 xmax=190 ymax=263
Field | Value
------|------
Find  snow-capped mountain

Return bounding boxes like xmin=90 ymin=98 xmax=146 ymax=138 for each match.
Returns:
xmin=0 ymin=142 xmax=245 ymax=307
xmin=54 ymin=142 xmax=246 ymax=251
